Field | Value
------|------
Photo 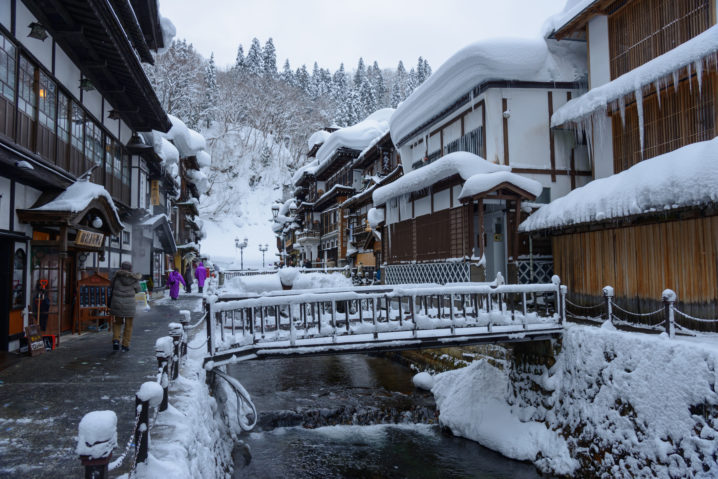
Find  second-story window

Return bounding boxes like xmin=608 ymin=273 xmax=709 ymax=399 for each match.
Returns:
xmin=17 ymin=55 xmax=35 ymax=117
xmin=37 ymin=71 xmax=56 ymax=161
xmin=0 ymin=33 xmax=15 ymax=139
xmin=71 ymin=102 xmax=84 ymax=153
xmin=56 ymin=92 xmax=70 ymax=169
xmin=85 ymin=119 xmax=103 ymax=169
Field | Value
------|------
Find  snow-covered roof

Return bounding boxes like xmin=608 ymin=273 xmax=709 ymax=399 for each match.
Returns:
xmin=307 ymin=130 xmax=331 ymax=150
xmin=390 ymin=38 xmax=585 ymax=146
xmin=520 ymin=137 xmax=718 ymax=232
xmin=373 ymin=152 xmax=508 ymax=205
xmin=164 ymin=114 xmax=207 ymax=157
xmin=459 ymin=171 xmax=543 ymax=201
xmin=140 ymin=214 xmax=170 ymax=227
xmin=552 ymin=25 xmax=718 ymax=127
xmin=153 ymin=136 xmax=179 ymax=165
xmin=35 ymin=180 xmax=122 ymax=225
xmin=316 ymin=109 xmax=393 ymax=168
xmin=197 ymin=150 xmax=211 ymax=168
xmin=292 ymin=159 xmax=319 ymax=185
xmin=367 ymin=207 xmax=384 ymax=228
xmin=541 ymin=0 xmax=597 ymax=38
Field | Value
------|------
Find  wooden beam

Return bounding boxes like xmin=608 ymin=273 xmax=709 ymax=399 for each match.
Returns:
xmin=548 ymin=91 xmax=556 ymax=182
xmin=477 ymin=198 xmax=484 ymax=260
xmin=502 ymin=98 xmax=509 ymax=165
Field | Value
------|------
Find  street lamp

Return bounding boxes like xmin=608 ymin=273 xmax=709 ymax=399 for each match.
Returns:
xmin=258 ymin=243 xmax=269 ymax=268
xmin=235 ymin=237 xmax=248 ymax=270
xmin=271 ymin=203 xmax=280 ymax=220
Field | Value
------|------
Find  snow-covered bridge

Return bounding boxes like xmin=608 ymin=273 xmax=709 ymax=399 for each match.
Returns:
xmin=203 ymin=277 xmax=567 ymax=367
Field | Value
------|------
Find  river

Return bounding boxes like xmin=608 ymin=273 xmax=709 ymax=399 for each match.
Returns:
xmin=228 ymin=353 xmax=546 ymax=478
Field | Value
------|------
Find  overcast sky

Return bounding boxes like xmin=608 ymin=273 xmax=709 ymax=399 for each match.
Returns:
xmin=160 ymin=0 xmax=568 ymax=72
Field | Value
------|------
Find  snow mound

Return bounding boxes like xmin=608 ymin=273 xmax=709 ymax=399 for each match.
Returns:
xmin=390 ymin=37 xmax=585 ymax=145
xmin=76 ymin=410 xmax=117 ymax=459
xmin=412 ymin=372 xmax=434 ymax=390
xmin=541 ymin=0 xmax=596 ymax=38
xmin=373 ymin=152 xmax=508 ymax=205
xmin=520 ymin=137 xmax=718 ymax=231
xmin=307 ymin=130 xmax=331 ymax=149
xmin=459 ymin=170 xmax=543 ymax=201
xmin=367 ymin=207 xmax=384 ymax=228
xmin=316 ymin=109 xmax=393 ymax=168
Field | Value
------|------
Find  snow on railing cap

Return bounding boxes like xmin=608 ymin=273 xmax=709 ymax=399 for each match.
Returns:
xmin=551 ymin=275 xmax=561 ymax=285
xmin=137 ymin=381 xmax=164 ymax=407
xmin=76 ymin=410 xmax=117 ymax=459
xmin=602 ymin=286 xmax=614 ymax=297
xmin=155 ymin=336 xmax=173 ymax=356
xmin=662 ymin=289 xmax=677 ymax=302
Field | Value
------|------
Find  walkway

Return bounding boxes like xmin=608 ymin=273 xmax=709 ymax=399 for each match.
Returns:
xmin=0 ymin=294 xmax=203 ymax=478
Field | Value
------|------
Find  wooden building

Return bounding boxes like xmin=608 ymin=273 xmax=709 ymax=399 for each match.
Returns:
xmin=0 ymin=0 xmax=172 ymax=350
xmin=524 ymin=0 xmax=718 ymax=316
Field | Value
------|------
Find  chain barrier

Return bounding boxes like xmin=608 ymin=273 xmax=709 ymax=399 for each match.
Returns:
xmin=673 ymin=308 xmax=718 ymax=323
xmin=108 ymin=410 xmax=141 ymax=471
xmin=611 ymin=301 xmax=664 ymax=318
xmin=186 ymin=311 xmax=208 ymax=330
xmin=565 ymin=298 xmax=604 ymax=310
xmin=611 ymin=314 xmax=664 ymax=330
xmin=187 ymin=338 xmax=208 ymax=350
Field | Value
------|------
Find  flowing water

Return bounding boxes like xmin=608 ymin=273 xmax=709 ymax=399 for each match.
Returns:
xmin=228 ymin=354 xmax=546 ymax=478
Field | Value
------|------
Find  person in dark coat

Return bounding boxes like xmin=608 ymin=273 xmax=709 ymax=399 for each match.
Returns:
xmin=167 ymin=269 xmax=186 ymax=300
xmin=195 ymin=262 xmax=208 ymax=293
xmin=110 ymin=261 xmax=141 ymax=352
xmin=183 ymin=262 xmax=193 ymax=293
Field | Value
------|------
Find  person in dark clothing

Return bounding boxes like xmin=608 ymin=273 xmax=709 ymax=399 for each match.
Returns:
xmin=109 ymin=261 xmax=141 ymax=352
xmin=183 ymin=262 xmax=193 ymax=293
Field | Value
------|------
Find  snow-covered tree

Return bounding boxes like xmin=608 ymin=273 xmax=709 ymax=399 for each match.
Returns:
xmin=202 ymin=52 xmax=218 ymax=128
xmin=353 ymin=57 xmax=366 ymax=88
xmin=245 ymin=38 xmax=264 ymax=77
xmin=370 ymin=61 xmax=386 ymax=108
xmin=390 ymin=60 xmax=407 ymax=108
xmin=281 ymin=59 xmax=295 ymax=86
xmin=233 ymin=44 xmax=245 ymax=75
xmin=295 ymin=64 xmax=310 ymax=93
xmin=262 ymin=38 xmax=277 ymax=79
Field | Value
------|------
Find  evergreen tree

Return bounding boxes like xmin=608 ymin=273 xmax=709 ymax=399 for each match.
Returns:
xmin=390 ymin=60 xmax=407 ymax=108
xmin=416 ymin=56 xmax=426 ymax=84
xmin=309 ymin=62 xmax=321 ymax=98
xmin=423 ymin=58 xmax=432 ymax=80
xmin=202 ymin=52 xmax=218 ymax=128
xmin=332 ymin=63 xmax=348 ymax=100
xmin=353 ymin=57 xmax=366 ymax=88
xmin=233 ymin=44 xmax=245 ymax=74
xmin=262 ymin=38 xmax=277 ymax=78
xmin=359 ymin=76 xmax=376 ymax=118
xmin=295 ymin=64 xmax=310 ymax=93
xmin=370 ymin=61 xmax=386 ymax=108
xmin=245 ymin=37 xmax=264 ymax=77
xmin=407 ymin=68 xmax=418 ymax=95
xmin=281 ymin=59 xmax=295 ymax=86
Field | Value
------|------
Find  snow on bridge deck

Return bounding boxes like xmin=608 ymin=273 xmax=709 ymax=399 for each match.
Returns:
xmin=203 ymin=279 xmax=567 ymax=368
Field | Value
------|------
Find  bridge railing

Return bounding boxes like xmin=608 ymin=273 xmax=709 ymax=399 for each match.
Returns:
xmin=204 ymin=277 xmax=566 ymax=363
xmin=222 ymin=266 xmax=350 ymax=281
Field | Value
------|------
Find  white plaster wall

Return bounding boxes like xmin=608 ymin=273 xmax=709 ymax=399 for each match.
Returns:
xmin=588 ymin=15 xmax=611 ymax=89
xmin=120 ymin=120 xmax=132 ymax=144
xmin=386 ymin=201 xmax=399 ymax=224
xmin=452 ymin=185 xmax=462 ymax=208
xmin=414 ymin=196 xmax=430 ymax=217
xmin=443 ymin=118 xmax=462 ymax=145
xmin=483 ymin=90 xmax=504 ymax=164
xmin=83 ymin=89 xmax=103 ymax=121
xmin=16 ymin=3 xmax=52 ymax=70
xmin=399 ymin=144 xmax=413 ymax=171
xmin=14 ymin=183 xmax=40 ymax=236
xmin=0 ymin=176 xmax=10 ymax=230
xmin=427 ymin=132 xmax=440 ymax=155
xmin=505 ymin=90 xmax=551 ymax=169
xmin=103 ymin=99 xmax=119 ymax=134
xmin=434 ymin=188 xmax=450 ymax=211
xmin=399 ymin=194 xmax=412 ymax=221
xmin=592 ymin=114 xmax=614 ymax=179
xmin=54 ymin=47 xmax=82 ymax=100
xmin=0 ymin=2 xmax=11 ymax=30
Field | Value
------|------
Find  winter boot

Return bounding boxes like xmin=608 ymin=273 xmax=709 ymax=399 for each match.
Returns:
xmin=113 ymin=340 xmax=120 ymax=351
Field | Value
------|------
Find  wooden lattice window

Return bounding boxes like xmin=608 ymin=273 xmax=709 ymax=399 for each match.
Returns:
xmin=609 ymin=0 xmax=712 ymax=79
xmin=611 ymin=73 xmax=717 ymax=172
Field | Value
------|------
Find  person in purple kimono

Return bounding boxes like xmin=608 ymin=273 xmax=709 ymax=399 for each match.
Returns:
xmin=194 ymin=261 xmax=208 ymax=293
xmin=167 ymin=269 xmax=186 ymax=300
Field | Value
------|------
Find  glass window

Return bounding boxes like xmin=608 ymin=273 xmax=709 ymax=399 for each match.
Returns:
xmin=12 ymin=247 xmax=26 ymax=309
xmin=38 ymin=71 xmax=56 ymax=129
xmin=105 ymin=135 xmax=114 ymax=177
xmin=0 ymin=33 xmax=16 ymax=101
xmin=18 ymin=55 xmax=36 ymax=117
xmin=85 ymin=119 xmax=103 ymax=166
xmin=57 ymin=93 xmax=70 ymax=143
xmin=71 ymin=101 xmax=84 ymax=151
xmin=121 ymin=149 xmax=130 ymax=186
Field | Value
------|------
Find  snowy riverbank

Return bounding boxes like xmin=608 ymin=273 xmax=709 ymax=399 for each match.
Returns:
xmin=427 ymin=324 xmax=718 ymax=477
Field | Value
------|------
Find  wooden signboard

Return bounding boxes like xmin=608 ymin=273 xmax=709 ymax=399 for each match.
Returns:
xmin=76 ymin=229 xmax=104 ymax=248
xmin=25 ymin=324 xmax=45 ymax=356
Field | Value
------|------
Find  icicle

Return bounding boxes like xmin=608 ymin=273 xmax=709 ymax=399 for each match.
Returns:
xmin=618 ymin=96 xmax=626 ymax=128
xmin=687 ymin=62 xmax=692 ymax=93
xmin=695 ymin=59 xmax=703 ymax=95
xmin=672 ymin=70 xmax=679 ymax=93
xmin=635 ymin=88 xmax=644 ymax=158
xmin=654 ymin=79 xmax=661 ymax=110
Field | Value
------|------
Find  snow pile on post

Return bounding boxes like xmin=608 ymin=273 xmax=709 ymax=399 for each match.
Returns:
xmin=551 ymin=25 xmax=718 ymax=129
xmin=459 ymin=171 xmax=543 ymax=200
xmin=373 ymin=152 xmax=508 ymax=205
xmin=390 ymin=38 xmax=585 ymax=145
xmin=520 ymin=137 xmax=718 ymax=232
xmin=316 ymin=109 xmax=393 ymax=167
xmin=76 ymin=410 xmax=117 ymax=459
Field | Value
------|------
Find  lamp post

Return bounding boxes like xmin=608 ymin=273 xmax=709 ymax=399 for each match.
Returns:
xmin=271 ymin=203 xmax=280 ymax=220
xmin=235 ymin=237 xmax=248 ymax=270
xmin=258 ymin=244 xmax=269 ymax=269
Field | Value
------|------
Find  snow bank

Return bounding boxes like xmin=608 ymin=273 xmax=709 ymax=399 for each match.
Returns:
xmin=165 ymin=115 xmax=207 ymax=158
xmin=367 ymin=207 xmax=384 ymax=228
xmin=316 ymin=109 xmax=393 ymax=168
xmin=541 ymin=0 xmax=596 ymax=38
xmin=432 ymin=325 xmax=718 ymax=476
xmin=307 ymin=130 xmax=331 ymax=149
xmin=520 ymin=137 xmax=718 ymax=231
xmin=390 ymin=37 xmax=585 ymax=145
xmin=552 ymin=25 xmax=718 ymax=127
xmin=433 ymin=360 xmax=576 ymax=474
xmin=412 ymin=372 xmax=434 ymax=390
xmin=35 ymin=180 xmax=122 ymax=224
xmin=373 ymin=152 xmax=508 ymax=205
xmin=226 ymin=271 xmax=352 ymax=294
xmin=459 ymin=171 xmax=543 ymax=201
xmin=76 ymin=410 xmax=117 ymax=459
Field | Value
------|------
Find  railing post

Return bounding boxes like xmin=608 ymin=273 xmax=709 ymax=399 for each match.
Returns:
xmin=603 ymin=286 xmax=614 ymax=323
xmin=154 ymin=337 xmax=173 ymax=412
xmin=179 ymin=310 xmax=190 ymax=356
xmin=168 ymin=322 xmax=183 ymax=380
xmin=560 ymin=285 xmax=567 ymax=326
xmin=552 ymin=275 xmax=562 ymax=323
xmin=662 ymin=289 xmax=676 ymax=339
xmin=135 ymin=382 xmax=163 ymax=466
xmin=77 ymin=411 xmax=116 ymax=479
xmin=205 ymin=302 xmax=213 ymax=356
